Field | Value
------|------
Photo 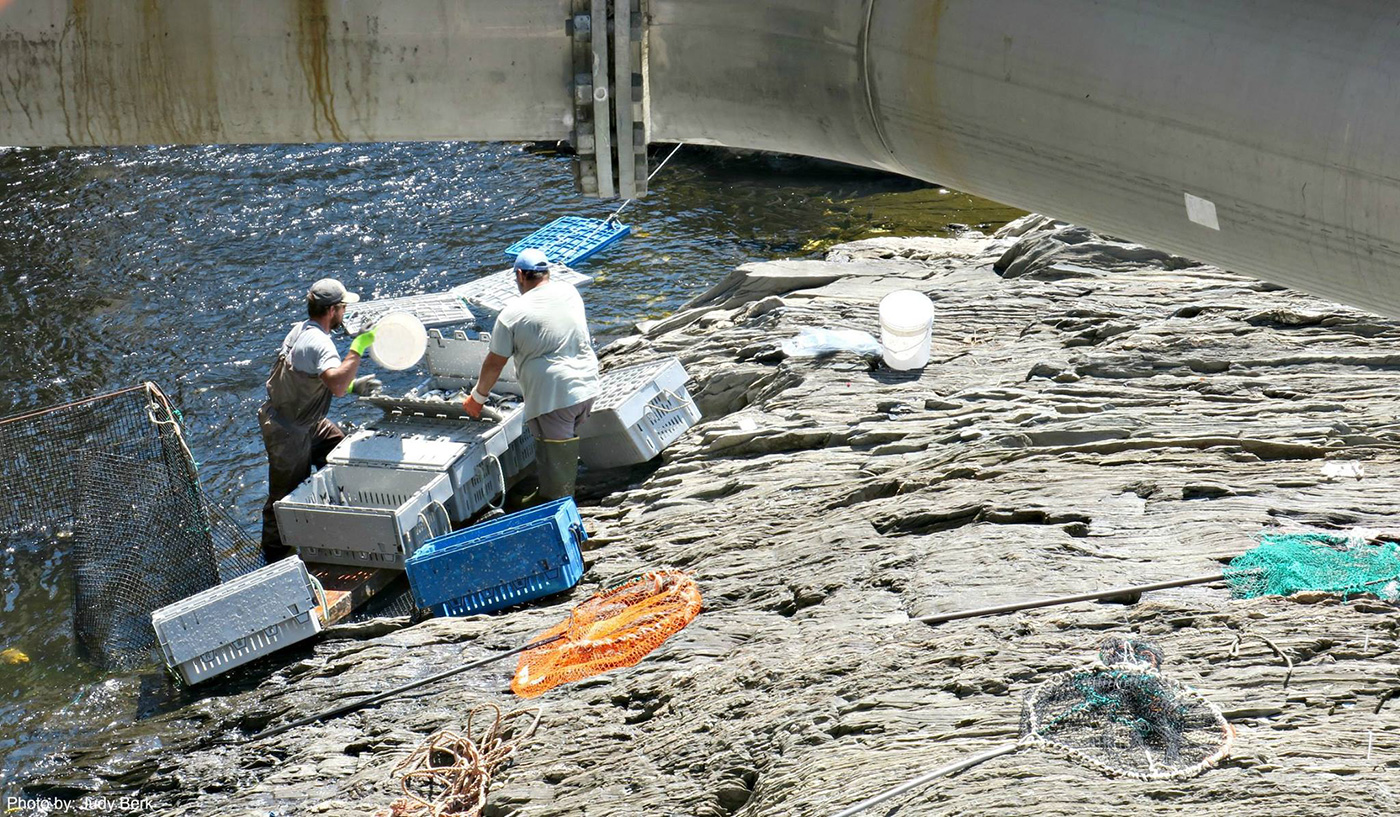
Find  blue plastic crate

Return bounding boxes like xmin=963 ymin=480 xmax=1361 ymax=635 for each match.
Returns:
xmin=405 ymin=497 xmax=586 ymax=616
xmin=503 ymin=216 xmax=631 ymax=266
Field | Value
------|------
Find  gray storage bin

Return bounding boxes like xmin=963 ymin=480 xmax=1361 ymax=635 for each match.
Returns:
xmin=274 ymin=465 xmax=454 ymax=569
xmin=326 ymin=408 xmax=528 ymax=523
xmin=151 ymin=556 xmax=322 ymax=685
xmin=424 ymin=328 xmax=523 ymax=395
xmin=580 ymin=357 xmax=701 ymax=469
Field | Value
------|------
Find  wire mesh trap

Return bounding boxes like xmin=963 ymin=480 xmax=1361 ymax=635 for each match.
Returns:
xmin=0 ymin=383 xmax=260 ymax=669
xmin=512 ymin=569 xmax=704 ymax=698
xmin=831 ymin=637 xmax=1234 ymax=817
xmin=377 ymin=705 xmax=542 ymax=817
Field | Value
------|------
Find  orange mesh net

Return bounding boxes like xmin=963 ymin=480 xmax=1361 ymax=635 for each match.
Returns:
xmin=511 ymin=570 xmax=703 ymax=699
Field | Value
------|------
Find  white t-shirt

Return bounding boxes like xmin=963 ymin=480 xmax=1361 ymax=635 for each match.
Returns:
xmin=488 ymin=280 xmax=600 ymax=419
xmin=281 ymin=321 xmax=341 ymax=376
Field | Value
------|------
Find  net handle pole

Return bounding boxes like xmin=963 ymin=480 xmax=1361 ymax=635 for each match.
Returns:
xmin=244 ymin=634 xmax=564 ymax=743
xmin=830 ymin=742 xmax=1021 ymax=817
xmin=914 ymin=573 xmax=1228 ymax=626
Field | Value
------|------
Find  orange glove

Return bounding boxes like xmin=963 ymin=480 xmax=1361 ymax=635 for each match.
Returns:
xmin=462 ymin=387 xmax=488 ymax=419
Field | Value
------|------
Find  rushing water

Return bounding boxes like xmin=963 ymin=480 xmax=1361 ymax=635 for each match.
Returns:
xmin=0 ymin=140 xmax=1023 ymax=793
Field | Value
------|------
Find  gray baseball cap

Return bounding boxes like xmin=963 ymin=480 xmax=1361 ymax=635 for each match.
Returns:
xmin=308 ymin=278 xmax=360 ymax=306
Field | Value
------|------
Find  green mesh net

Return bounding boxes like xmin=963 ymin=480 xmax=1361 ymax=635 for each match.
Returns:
xmin=1222 ymin=532 xmax=1400 ymax=601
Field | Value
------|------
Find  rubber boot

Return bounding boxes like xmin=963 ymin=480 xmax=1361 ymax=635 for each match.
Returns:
xmin=536 ymin=437 xmax=581 ymax=501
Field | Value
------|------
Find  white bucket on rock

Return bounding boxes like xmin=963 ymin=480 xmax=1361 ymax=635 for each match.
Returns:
xmin=878 ymin=290 xmax=934 ymax=370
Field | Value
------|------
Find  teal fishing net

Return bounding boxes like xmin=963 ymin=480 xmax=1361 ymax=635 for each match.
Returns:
xmin=1222 ymin=532 xmax=1400 ymax=601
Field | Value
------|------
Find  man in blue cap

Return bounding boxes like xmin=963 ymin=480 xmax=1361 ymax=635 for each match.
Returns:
xmin=259 ymin=278 xmax=382 ymax=563
xmin=463 ymin=250 xmax=599 ymax=500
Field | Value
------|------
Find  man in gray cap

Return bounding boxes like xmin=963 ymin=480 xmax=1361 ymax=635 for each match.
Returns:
xmin=463 ymin=249 xmax=599 ymax=501
xmin=258 ymin=278 xmax=382 ymax=563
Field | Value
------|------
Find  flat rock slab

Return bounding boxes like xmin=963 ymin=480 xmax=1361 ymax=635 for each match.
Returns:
xmin=29 ymin=216 xmax=1400 ymax=816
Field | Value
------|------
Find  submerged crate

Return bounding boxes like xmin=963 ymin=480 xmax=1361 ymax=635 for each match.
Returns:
xmin=275 ymin=465 xmax=454 ymax=569
xmin=326 ymin=408 xmax=527 ymax=523
xmin=503 ymin=216 xmax=631 ymax=267
xmin=424 ymin=328 xmax=522 ymax=395
xmin=405 ymin=497 xmax=586 ymax=617
xmin=342 ymin=292 xmax=477 ymax=336
xmin=579 ymin=357 xmax=702 ymax=469
xmin=151 ymin=556 xmax=322 ymax=685
xmin=452 ymin=266 xmax=592 ymax=325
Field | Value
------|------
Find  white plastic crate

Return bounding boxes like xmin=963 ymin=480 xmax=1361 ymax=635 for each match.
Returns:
xmin=451 ymin=266 xmax=592 ymax=324
xmin=326 ymin=408 xmax=527 ymax=522
xmin=424 ymin=328 xmax=523 ymax=395
xmin=151 ymin=556 xmax=322 ymax=685
xmin=342 ymin=292 xmax=477 ymax=336
xmin=275 ymin=465 xmax=454 ymax=568
xmin=579 ymin=358 xmax=702 ymax=469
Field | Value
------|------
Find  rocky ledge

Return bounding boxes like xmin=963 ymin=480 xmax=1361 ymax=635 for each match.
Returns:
xmin=34 ymin=216 xmax=1400 ymax=815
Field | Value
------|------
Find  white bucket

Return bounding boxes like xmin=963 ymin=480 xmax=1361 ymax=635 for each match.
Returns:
xmin=368 ymin=311 xmax=428 ymax=371
xmin=878 ymin=290 xmax=934 ymax=370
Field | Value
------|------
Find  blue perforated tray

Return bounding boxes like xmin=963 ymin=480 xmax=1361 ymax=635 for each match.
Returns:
xmin=404 ymin=497 xmax=586 ymax=617
xmin=503 ymin=216 xmax=631 ymax=266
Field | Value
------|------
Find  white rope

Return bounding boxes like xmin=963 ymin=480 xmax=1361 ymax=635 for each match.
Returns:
xmin=486 ymin=452 xmax=507 ymax=511
xmin=307 ymin=572 xmax=330 ymax=622
xmin=605 ymin=142 xmax=685 ymax=223
xmin=143 ymin=382 xmax=201 ymax=487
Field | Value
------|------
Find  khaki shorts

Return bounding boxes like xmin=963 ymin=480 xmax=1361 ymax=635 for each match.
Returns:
xmin=527 ymin=397 xmax=596 ymax=441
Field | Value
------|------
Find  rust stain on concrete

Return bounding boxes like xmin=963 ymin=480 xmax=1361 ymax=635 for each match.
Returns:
xmin=296 ymin=0 xmax=347 ymax=142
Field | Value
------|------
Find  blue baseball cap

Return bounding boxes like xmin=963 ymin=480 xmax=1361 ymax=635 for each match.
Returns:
xmin=514 ymin=248 xmax=550 ymax=272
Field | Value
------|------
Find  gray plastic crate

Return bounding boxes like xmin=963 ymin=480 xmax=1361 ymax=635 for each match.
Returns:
xmin=500 ymin=429 xmax=536 ymax=478
xmin=580 ymin=358 xmax=701 ymax=469
xmin=275 ymin=465 xmax=454 ymax=569
xmin=451 ymin=266 xmax=592 ymax=324
xmin=424 ymin=328 xmax=523 ymax=395
xmin=342 ymin=292 xmax=477 ymax=336
xmin=326 ymin=407 xmax=527 ymax=522
xmin=151 ymin=556 xmax=322 ymax=685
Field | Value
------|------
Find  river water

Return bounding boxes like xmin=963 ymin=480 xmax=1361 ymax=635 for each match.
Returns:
xmin=0 ymin=140 xmax=1022 ymax=794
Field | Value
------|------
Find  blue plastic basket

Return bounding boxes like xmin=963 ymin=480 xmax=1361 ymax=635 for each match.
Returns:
xmin=405 ymin=497 xmax=587 ymax=617
xmin=503 ymin=216 xmax=631 ymax=267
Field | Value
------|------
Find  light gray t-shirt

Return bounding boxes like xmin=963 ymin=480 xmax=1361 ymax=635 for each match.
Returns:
xmin=281 ymin=321 xmax=341 ymax=376
xmin=488 ymin=280 xmax=600 ymax=419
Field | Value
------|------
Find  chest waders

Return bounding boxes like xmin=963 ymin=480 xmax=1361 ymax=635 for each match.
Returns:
xmin=258 ymin=324 xmax=343 ymax=560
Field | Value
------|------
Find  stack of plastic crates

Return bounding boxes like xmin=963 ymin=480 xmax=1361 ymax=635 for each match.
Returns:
xmin=151 ymin=556 xmax=322 ymax=684
xmin=580 ymin=357 xmax=701 ymax=469
xmin=502 ymin=216 xmax=631 ymax=267
xmin=274 ymin=465 xmax=455 ymax=568
xmin=327 ymin=407 xmax=528 ymax=524
xmin=405 ymin=497 xmax=586 ymax=617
